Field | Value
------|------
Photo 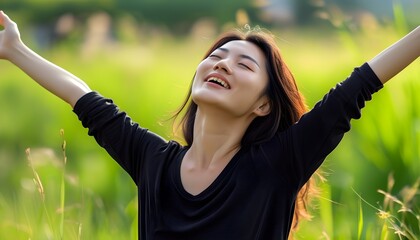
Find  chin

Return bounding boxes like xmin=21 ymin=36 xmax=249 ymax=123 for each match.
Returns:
xmin=192 ymin=94 xmax=221 ymax=106
xmin=192 ymin=89 xmax=219 ymax=103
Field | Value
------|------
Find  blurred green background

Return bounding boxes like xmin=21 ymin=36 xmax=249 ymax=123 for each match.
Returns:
xmin=0 ymin=0 xmax=419 ymax=239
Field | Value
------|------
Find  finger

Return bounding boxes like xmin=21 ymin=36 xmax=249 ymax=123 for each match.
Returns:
xmin=0 ymin=11 xmax=6 ymax=26
xmin=0 ymin=11 xmax=12 ymax=27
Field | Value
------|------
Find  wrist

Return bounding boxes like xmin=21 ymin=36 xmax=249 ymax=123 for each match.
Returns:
xmin=8 ymin=39 xmax=31 ymax=64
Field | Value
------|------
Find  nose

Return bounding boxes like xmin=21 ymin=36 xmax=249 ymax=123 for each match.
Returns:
xmin=213 ymin=59 xmax=232 ymax=74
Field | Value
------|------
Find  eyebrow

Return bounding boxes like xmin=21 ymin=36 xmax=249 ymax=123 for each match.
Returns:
xmin=217 ymin=47 xmax=261 ymax=68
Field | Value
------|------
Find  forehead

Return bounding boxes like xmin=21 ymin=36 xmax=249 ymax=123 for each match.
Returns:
xmin=216 ymin=40 xmax=265 ymax=62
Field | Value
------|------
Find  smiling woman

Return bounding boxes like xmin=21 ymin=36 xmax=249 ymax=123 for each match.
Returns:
xmin=0 ymin=10 xmax=419 ymax=240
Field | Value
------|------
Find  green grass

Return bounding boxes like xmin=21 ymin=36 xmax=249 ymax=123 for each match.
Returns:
xmin=0 ymin=24 xmax=419 ymax=239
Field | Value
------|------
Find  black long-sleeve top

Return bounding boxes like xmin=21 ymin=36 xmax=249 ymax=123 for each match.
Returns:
xmin=73 ymin=63 xmax=383 ymax=240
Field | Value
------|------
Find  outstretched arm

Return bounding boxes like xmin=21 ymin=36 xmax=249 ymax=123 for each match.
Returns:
xmin=0 ymin=11 xmax=91 ymax=107
xmin=368 ymin=26 xmax=420 ymax=84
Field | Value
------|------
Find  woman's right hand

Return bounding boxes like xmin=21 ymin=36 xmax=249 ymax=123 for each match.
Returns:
xmin=0 ymin=10 xmax=22 ymax=60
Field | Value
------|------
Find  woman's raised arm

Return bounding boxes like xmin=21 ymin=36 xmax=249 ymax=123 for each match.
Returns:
xmin=368 ymin=26 xmax=420 ymax=84
xmin=0 ymin=11 xmax=91 ymax=107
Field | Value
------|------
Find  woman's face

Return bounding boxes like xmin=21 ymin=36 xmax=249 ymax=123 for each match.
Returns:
xmin=192 ymin=40 xmax=270 ymax=118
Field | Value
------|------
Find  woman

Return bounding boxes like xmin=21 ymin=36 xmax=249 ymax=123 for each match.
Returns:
xmin=0 ymin=11 xmax=419 ymax=240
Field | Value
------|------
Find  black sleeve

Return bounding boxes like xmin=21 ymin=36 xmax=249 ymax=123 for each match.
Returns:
xmin=73 ymin=92 xmax=168 ymax=185
xmin=276 ymin=63 xmax=383 ymax=188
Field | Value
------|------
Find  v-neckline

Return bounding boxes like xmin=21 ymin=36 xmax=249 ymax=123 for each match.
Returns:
xmin=175 ymin=147 xmax=243 ymax=199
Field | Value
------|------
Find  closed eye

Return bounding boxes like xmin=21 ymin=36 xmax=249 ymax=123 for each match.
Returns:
xmin=239 ymin=63 xmax=252 ymax=71
xmin=209 ymin=54 xmax=222 ymax=59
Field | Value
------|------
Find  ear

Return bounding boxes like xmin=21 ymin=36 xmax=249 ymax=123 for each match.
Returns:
xmin=253 ymin=98 xmax=271 ymax=117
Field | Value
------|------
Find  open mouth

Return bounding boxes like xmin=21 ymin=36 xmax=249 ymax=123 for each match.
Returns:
xmin=206 ymin=77 xmax=231 ymax=89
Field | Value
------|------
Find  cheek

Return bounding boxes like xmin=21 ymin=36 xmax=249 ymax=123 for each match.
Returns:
xmin=192 ymin=63 xmax=206 ymax=84
xmin=241 ymin=74 xmax=269 ymax=95
xmin=196 ymin=59 xmax=211 ymax=74
xmin=192 ymin=59 xmax=214 ymax=87
xmin=191 ymin=72 xmax=206 ymax=100
xmin=191 ymin=75 xmax=200 ymax=95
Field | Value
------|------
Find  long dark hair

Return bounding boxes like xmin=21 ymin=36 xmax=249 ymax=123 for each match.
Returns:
xmin=173 ymin=29 xmax=317 ymax=234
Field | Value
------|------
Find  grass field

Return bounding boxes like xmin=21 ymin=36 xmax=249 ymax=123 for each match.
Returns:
xmin=0 ymin=23 xmax=419 ymax=239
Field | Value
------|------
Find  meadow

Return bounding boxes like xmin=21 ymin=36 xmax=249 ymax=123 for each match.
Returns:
xmin=0 ymin=21 xmax=419 ymax=239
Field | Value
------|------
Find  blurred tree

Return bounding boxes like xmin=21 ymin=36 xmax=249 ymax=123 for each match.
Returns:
xmin=2 ymin=0 xmax=419 ymax=30
xmin=2 ymin=0 xmax=256 ymax=33
xmin=117 ymin=0 xmax=255 ymax=32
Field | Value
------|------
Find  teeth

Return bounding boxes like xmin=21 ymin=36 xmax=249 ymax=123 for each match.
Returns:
xmin=207 ymin=77 xmax=230 ymax=89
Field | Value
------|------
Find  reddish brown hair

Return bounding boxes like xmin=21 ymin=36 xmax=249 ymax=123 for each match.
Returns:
xmin=173 ymin=29 xmax=317 ymax=234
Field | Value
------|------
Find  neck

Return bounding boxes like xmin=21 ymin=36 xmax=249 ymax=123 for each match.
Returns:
xmin=187 ymin=107 xmax=254 ymax=169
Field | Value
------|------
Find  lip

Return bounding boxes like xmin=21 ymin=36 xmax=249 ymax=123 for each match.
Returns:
xmin=204 ymin=73 xmax=231 ymax=89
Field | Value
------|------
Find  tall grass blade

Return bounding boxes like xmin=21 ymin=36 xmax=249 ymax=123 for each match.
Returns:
xmin=319 ymin=182 xmax=333 ymax=238
xmin=59 ymin=129 xmax=67 ymax=239
xmin=26 ymin=148 xmax=56 ymax=238
xmin=357 ymin=198 xmax=363 ymax=240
